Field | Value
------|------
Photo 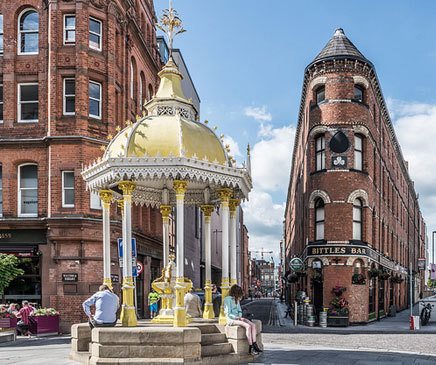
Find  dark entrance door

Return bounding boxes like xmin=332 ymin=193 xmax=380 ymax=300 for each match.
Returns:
xmin=378 ymin=279 xmax=385 ymax=318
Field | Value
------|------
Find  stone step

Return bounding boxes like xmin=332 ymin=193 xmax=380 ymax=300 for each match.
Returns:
xmin=88 ymin=357 xmax=201 ymax=365
xmin=0 ymin=331 xmax=15 ymax=344
xmin=201 ymin=333 xmax=228 ymax=346
xmin=69 ymin=350 xmax=91 ymax=365
xmin=201 ymin=353 xmax=241 ymax=365
xmin=192 ymin=324 xmax=220 ymax=334
xmin=201 ymin=343 xmax=233 ymax=357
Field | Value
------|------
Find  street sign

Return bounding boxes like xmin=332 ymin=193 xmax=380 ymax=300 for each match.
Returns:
xmin=290 ymin=257 xmax=304 ymax=271
xmin=132 ymin=258 xmax=138 ymax=277
xmin=117 ymin=238 xmax=137 ymax=258
xmin=137 ymin=262 xmax=144 ymax=275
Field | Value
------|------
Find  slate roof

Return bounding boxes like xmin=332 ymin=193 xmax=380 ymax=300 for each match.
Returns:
xmin=312 ymin=28 xmax=368 ymax=64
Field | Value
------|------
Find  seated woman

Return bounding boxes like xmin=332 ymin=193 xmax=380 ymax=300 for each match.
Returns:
xmin=223 ymin=284 xmax=262 ymax=355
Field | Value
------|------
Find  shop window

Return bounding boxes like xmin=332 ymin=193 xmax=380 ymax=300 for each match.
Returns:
xmin=0 ymin=166 xmax=2 ymax=216
xmin=354 ymin=135 xmax=363 ymax=170
xmin=64 ymin=15 xmax=76 ymax=45
xmin=89 ymin=80 xmax=102 ymax=119
xmin=315 ymin=135 xmax=325 ymax=171
xmin=315 ymin=198 xmax=325 ymax=240
xmin=89 ymin=17 xmax=102 ymax=51
xmin=18 ymin=83 xmax=39 ymax=123
xmin=18 ymin=164 xmax=38 ymax=217
xmin=0 ymin=14 xmax=3 ymax=54
xmin=90 ymin=191 xmax=102 ymax=210
xmin=353 ymin=198 xmax=363 ymax=240
xmin=18 ymin=9 xmax=39 ymax=55
xmin=63 ymin=78 xmax=75 ymax=115
xmin=315 ymin=86 xmax=325 ymax=104
xmin=354 ymin=85 xmax=364 ymax=102
xmin=62 ymin=171 xmax=75 ymax=208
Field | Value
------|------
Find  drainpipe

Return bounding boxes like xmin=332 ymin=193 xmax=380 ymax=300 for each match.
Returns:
xmin=47 ymin=1 xmax=53 ymax=218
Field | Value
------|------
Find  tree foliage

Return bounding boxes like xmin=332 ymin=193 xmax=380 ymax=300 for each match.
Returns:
xmin=0 ymin=254 xmax=24 ymax=295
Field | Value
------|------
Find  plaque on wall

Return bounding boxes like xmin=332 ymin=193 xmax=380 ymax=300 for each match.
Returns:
xmin=111 ymin=274 xmax=120 ymax=283
xmin=331 ymin=156 xmax=347 ymax=168
xmin=62 ymin=273 xmax=78 ymax=282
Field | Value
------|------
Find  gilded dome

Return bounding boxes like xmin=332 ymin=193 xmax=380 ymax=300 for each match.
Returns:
xmin=104 ymin=58 xmax=228 ymax=165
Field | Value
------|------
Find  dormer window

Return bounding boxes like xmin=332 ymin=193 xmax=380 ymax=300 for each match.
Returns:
xmin=316 ymin=86 xmax=325 ymax=104
xmin=354 ymin=85 xmax=364 ymax=102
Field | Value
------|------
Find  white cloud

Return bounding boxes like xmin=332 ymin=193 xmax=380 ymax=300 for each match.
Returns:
xmin=390 ymin=99 xmax=436 ymax=242
xmin=243 ymin=124 xmax=296 ymax=262
xmin=244 ymin=106 xmax=272 ymax=122
xmin=222 ymin=135 xmax=242 ymax=158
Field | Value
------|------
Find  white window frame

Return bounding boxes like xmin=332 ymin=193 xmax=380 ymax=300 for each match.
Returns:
xmin=139 ymin=75 xmax=143 ymax=111
xmin=0 ymin=14 xmax=4 ymax=55
xmin=18 ymin=8 xmax=39 ymax=55
xmin=315 ymin=199 xmax=325 ymax=241
xmin=0 ymin=84 xmax=3 ymax=123
xmin=90 ymin=191 xmax=102 ymax=210
xmin=18 ymin=83 xmax=39 ymax=123
xmin=353 ymin=199 xmax=363 ymax=240
xmin=354 ymin=135 xmax=363 ymax=171
xmin=315 ymin=135 xmax=326 ymax=171
xmin=63 ymin=78 xmax=75 ymax=116
xmin=89 ymin=80 xmax=102 ymax=119
xmin=18 ymin=163 xmax=38 ymax=218
xmin=130 ymin=61 xmax=134 ymax=99
xmin=89 ymin=17 xmax=102 ymax=51
xmin=63 ymin=14 xmax=76 ymax=46
xmin=62 ymin=171 xmax=75 ymax=208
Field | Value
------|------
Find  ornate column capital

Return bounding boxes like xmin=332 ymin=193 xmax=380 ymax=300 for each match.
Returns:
xmin=173 ymin=180 xmax=187 ymax=197
xmin=160 ymin=204 xmax=172 ymax=222
xmin=99 ymin=190 xmax=113 ymax=208
xmin=117 ymin=199 xmax=124 ymax=215
xmin=118 ymin=181 xmax=136 ymax=196
xmin=218 ymin=188 xmax=233 ymax=206
xmin=201 ymin=205 xmax=215 ymax=222
xmin=229 ymin=198 xmax=240 ymax=217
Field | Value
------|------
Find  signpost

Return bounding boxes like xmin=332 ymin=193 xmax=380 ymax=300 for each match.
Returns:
xmin=117 ymin=238 xmax=137 ymax=276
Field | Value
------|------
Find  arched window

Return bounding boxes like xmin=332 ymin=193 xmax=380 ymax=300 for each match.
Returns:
xmin=354 ymin=85 xmax=364 ymax=102
xmin=353 ymin=259 xmax=363 ymax=275
xmin=148 ymin=84 xmax=153 ymax=101
xmin=18 ymin=164 xmax=38 ymax=217
xmin=315 ymin=86 xmax=325 ymax=104
xmin=315 ymin=135 xmax=325 ymax=171
xmin=315 ymin=199 xmax=325 ymax=240
xmin=353 ymin=198 xmax=363 ymax=240
xmin=18 ymin=9 xmax=39 ymax=54
xmin=139 ymin=72 xmax=145 ymax=110
xmin=354 ymin=135 xmax=363 ymax=170
xmin=130 ymin=58 xmax=137 ymax=103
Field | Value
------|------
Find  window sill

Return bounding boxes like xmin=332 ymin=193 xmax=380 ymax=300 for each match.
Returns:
xmin=310 ymin=169 xmax=327 ymax=176
xmin=17 ymin=120 xmax=38 ymax=124
xmin=17 ymin=52 xmax=39 ymax=56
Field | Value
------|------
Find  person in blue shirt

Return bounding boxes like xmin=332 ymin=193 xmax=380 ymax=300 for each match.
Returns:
xmin=223 ymin=284 xmax=262 ymax=355
xmin=83 ymin=284 xmax=119 ymax=328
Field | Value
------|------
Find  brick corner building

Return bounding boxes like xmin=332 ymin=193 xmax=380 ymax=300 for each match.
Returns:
xmin=284 ymin=28 xmax=426 ymax=324
xmin=0 ymin=0 xmax=162 ymax=331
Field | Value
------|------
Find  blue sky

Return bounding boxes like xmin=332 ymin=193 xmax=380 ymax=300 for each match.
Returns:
xmin=156 ymin=1 xmax=436 ymax=262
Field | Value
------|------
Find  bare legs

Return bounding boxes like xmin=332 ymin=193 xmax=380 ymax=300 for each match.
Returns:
xmin=231 ymin=318 xmax=256 ymax=345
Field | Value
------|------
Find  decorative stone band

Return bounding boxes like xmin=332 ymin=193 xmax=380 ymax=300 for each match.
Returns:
xmin=302 ymin=244 xmax=407 ymax=274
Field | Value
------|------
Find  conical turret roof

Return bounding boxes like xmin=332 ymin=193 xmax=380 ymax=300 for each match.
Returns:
xmin=312 ymin=28 xmax=368 ymax=64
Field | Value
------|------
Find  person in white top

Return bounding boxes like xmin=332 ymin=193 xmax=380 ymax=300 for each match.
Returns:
xmin=184 ymin=287 xmax=202 ymax=318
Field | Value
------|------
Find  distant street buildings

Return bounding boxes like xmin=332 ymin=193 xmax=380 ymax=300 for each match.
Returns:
xmin=284 ymin=29 xmax=427 ymax=323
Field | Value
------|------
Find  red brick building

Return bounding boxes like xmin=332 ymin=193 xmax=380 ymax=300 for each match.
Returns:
xmin=284 ymin=29 xmax=427 ymax=323
xmin=0 ymin=0 xmax=163 ymax=331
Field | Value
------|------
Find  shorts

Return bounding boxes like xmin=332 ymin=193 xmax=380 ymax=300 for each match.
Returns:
xmin=150 ymin=303 xmax=158 ymax=313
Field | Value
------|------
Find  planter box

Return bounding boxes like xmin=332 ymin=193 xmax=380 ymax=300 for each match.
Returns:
xmin=0 ymin=317 xmax=17 ymax=329
xmin=28 ymin=315 xmax=60 ymax=336
xmin=327 ymin=316 xmax=349 ymax=327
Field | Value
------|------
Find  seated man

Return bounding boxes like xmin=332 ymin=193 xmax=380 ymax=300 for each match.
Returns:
xmin=82 ymin=285 xmax=119 ymax=328
xmin=184 ymin=288 xmax=202 ymax=318
xmin=16 ymin=301 xmax=34 ymax=336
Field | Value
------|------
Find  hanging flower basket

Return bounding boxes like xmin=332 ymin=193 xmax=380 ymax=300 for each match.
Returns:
xmin=379 ymin=269 xmax=391 ymax=281
xmin=390 ymin=275 xmax=404 ymax=284
xmin=332 ymin=285 xmax=346 ymax=296
xmin=368 ymin=268 xmax=381 ymax=278
xmin=287 ymin=273 xmax=298 ymax=283
xmin=352 ymin=273 xmax=366 ymax=285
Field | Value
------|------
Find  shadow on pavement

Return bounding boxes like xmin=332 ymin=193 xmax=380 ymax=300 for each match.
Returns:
xmin=248 ymin=349 xmax=436 ymax=364
xmin=0 ymin=336 xmax=71 ymax=348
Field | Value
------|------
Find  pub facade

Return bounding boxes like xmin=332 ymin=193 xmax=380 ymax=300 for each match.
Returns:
xmin=284 ymin=29 xmax=427 ymax=323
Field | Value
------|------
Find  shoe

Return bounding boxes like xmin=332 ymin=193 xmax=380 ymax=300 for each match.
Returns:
xmin=253 ymin=342 xmax=263 ymax=352
xmin=249 ymin=345 xmax=259 ymax=355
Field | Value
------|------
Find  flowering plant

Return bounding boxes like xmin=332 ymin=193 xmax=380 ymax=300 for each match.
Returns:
xmin=332 ymin=285 xmax=346 ymax=296
xmin=31 ymin=307 xmax=59 ymax=316
xmin=0 ymin=307 xmax=15 ymax=319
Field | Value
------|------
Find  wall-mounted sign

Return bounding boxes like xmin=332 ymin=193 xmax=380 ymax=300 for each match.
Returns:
xmin=62 ymin=273 xmax=78 ymax=282
xmin=290 ymin=257 xmax=304 ymax=271
xmin=331 ymin=156 xmax=347 ymax=169
xmin=111 ymin=274 xmax=119 ymax=283
xmin=418 ymin=258 xmax=426 ymax=271
xmin=0 ymin=229 xmax=46 ymax=245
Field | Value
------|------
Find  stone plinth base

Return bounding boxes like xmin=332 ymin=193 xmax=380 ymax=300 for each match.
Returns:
xmin=224 ymin=319 xmax=263 ymax=355
xmin=70 ymin=324 xmax=201 ymax=365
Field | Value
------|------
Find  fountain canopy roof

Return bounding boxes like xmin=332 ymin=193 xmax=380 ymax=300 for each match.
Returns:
xmin=82 ymin=59 xmax=252 ymax=206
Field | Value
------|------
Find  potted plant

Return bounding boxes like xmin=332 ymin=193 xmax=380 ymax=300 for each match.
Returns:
xmin=327 ymin=286 xmax=349 ymax=327
xmin=0 ymin=308 xmax=17 ymax=329
xmin=28 ymin=308 xmax=60 ymax=336
xmin=379 ymin=269 xmax=391 ymax=281
xmin=352 ymin=273 xmax=366 ymax=285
